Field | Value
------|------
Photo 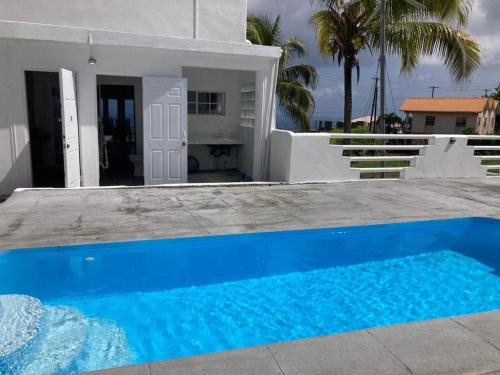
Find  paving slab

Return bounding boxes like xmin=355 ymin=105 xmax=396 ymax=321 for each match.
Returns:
xmin=268 ymin=330 xmax=410 ymax=375
xmin=368 ymin=317 xmax=500 ymax=375
xmin=148 ymin=346 xmax=283 ymax=375
xmin=452 ymin=311 xmax=500 ymax=351
xmin=85 ymin=365 xmax=149 ymax=375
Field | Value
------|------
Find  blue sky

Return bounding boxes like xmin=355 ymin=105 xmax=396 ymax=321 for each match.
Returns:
xmin=247 ymin=0 xmax=500 ymax=127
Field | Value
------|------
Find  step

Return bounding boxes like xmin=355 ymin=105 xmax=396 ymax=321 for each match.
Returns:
xmin=6 ymin=305 xmax=87 ymax=375
xmin=331 ymin=133 xmax=432 ymax=140
xmin=472 ymin=146 xmax=500 ymax=150
xmin=0 ymin=295 xmax=43 ymax=359
xmin=343 ymin=145 xmax=426 ymax=151
xmin=484 ymin=165 xmax=500 ymax=170
xmin=477 ymin=156 xmax=500 ymax=160
xmin=0 ymin=296 xmax=132 ymax=375
xmin=353 ymin=167 xmax=406 ymax=173
xmin=349 ymin=156 xmax=417 ymax=162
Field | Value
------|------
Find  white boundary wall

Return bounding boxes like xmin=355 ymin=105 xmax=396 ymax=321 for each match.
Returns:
xmin=270 ymin=130 xmax=496 ymax=183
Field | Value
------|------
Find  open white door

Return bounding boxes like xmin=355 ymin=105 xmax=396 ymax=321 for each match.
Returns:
xmin=143 ymin=77 xmax=188 ymax=185
xmin=59 ymin=68 xmax=81 ymax=188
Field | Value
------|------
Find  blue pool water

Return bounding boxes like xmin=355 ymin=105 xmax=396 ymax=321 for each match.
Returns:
xmin=0 ymin=217 xmax=499 ymax=374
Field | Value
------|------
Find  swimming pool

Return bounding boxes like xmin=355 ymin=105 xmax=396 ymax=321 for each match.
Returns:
xmin=0 ymin=217 xmax=499 ymax=374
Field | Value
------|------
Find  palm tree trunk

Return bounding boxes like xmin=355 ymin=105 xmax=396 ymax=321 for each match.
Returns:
xmin=343 ymin=59 xmax=353 ymax=133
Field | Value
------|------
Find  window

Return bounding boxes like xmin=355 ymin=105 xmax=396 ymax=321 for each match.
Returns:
xmin=425 ymin=115 xmax=436 ymax=126
xmin=187 ymin=90 xmax=225 ymax=115
xmin=456 ymin=116 xmax=467 ymax=127
xmin=240 ymin=83 xmax=256 ymax=128
xmin=188 ymin=91 xmax=197 ymax=114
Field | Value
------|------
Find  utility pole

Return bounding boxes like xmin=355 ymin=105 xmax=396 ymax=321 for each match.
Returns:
xmin=429 ymin=86 xmax=439 ymax=98
xmin=379 ymin=0 xmax=386 ymax=135
xmin=370 ymin=77 xmax=379 ymax=132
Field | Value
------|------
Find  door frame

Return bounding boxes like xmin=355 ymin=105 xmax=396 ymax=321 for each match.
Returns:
xmin=23 ymin=69 xmax=83 ymax=188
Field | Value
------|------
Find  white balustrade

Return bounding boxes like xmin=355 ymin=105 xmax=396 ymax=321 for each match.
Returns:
xmin=269 ymin=130 xmax=500 ymax=183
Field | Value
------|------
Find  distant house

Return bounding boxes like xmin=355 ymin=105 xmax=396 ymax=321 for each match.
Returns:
xmin=400 ymin=97 xmax=499 ymax=135
xmin=352 ymin=116 xmax=373 ymax=126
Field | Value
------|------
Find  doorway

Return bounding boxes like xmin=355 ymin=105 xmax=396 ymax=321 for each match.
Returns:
xmin=97 ymin=76 xmax=143 ymax=186
xmin=25 ymin=71 xmax=64 ymax=187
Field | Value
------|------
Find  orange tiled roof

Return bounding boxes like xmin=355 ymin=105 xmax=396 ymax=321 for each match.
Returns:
xmin=400 ymin=97 xmax=498 ymax=114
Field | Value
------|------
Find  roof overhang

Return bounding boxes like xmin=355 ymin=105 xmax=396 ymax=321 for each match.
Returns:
xmin=400 ymin=110 xmax=482 ymax=114
xmin=0 ymin=20 xmax=282 ymax=60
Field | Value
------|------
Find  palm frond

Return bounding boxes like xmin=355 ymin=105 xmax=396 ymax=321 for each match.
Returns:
xmin=279 ymin=64 xmax=319 ymax=88
xmin=248 ymin=13 xmax=318 ymax=130
xmin=384 ymin=21 xmax=481 ymax=83
xmin=276 ymin=81 xmax=316 ymax=131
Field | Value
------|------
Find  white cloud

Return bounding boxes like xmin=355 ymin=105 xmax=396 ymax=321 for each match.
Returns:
xmin=315 ymin=84 xmax=344 ymax=98
xmin=468 ymin=0 xmax=500 ymax=67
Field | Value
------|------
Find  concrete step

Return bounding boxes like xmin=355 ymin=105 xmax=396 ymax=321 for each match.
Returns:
xmin=349 ymin=156 xmax=417 ymax=162
xmin=353 ymin=167 xmax=406 ymax=174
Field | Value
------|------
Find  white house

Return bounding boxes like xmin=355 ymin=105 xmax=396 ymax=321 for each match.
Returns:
xmin=0 ymin=0 xmax=281 ymax=195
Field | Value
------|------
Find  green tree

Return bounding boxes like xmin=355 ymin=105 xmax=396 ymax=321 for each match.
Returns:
xmin=490 ymin=83 xmax=500 ymax=100
xmin=311 ymin=0 xmax=481 ymax=133
xmin=247 ymin=15 xmax=318 ymax=131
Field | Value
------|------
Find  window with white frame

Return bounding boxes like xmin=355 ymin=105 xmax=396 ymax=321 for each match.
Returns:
xmin=425 ymin=115 xmax=436 ymax=126
xmin=240 ymin=83 xmax=256 ymax=128
xmin=455 ymin=116 xmax=467 ymax=127
xmin=187 ymin=91 xmax=225 ymax=115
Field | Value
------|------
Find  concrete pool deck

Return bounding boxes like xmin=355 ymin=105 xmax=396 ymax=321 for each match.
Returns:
xmin=1 ymin=178 xmax=500 ymax=250
xmin=1 ymin=177 xmax=500 ymax=374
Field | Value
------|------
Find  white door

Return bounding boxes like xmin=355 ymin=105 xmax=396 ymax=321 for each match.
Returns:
xmin=143 ymin=77 xmax=188 ymax=185
xmin=59 ymin=68 xmax=81 ymax=188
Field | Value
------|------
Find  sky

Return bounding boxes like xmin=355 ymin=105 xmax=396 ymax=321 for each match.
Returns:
xmin=247 ymin=0 xmax=500 ymax=127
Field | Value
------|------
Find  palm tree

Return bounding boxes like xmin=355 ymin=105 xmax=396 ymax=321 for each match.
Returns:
xmin=247 ymin=15 xmax=318 ymax=131
xmin=310 ymin=0 xmax=481 ymax=133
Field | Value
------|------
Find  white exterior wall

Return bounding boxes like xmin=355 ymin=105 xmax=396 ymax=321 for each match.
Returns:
xmin=269 ymin=130 xmax=359 ymax=183
xmin=0 ymin=40 xmax=180 ymax=195
xmin=0 ymin=0 xmax=247 ymax=43
xmin=0 ymin=38 xmax=279 ymax=195
xmin=410 ymin=113 xmax=477 ymax=134
xmin=401 ymin=136 xmax=486 ymax=179
xmin=410 ymin=112 xmax=496 ymax=135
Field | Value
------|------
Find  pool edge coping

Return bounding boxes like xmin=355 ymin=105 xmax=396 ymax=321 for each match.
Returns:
xmin=81 ymin=309 xmax=500 ymax=375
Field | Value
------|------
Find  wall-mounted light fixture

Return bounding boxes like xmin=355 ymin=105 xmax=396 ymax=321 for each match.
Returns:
xmin=88 ymin=33 xmax=97 ymax=65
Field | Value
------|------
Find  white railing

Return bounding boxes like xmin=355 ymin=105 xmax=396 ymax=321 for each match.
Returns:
xmin=329 ymin=133 xmax=432 ymax=140
xmin=468 ymin=135 xmax=500 ymax=176
xmin=269 ymin=130 xmax=500 ymax=183
xmin=330 ymin=133 xmax=430 ymax=177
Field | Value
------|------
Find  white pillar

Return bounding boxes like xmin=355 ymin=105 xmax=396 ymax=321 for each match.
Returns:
xmin=253 ymin=60 xmax=278 ymax=181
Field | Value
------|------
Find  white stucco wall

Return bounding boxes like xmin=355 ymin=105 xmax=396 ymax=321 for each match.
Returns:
xmin=401 ymin=136 xmax=486 ymax=179
xmin=269 ymin=130 xmax=490 ymax=184
xmin=0 ymin=0 xmax=247 ymax=43
xmin=269 ymin=130 xmax=359 ymax=183
xmin=0 ymin=37 xmax=278 ymax=194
